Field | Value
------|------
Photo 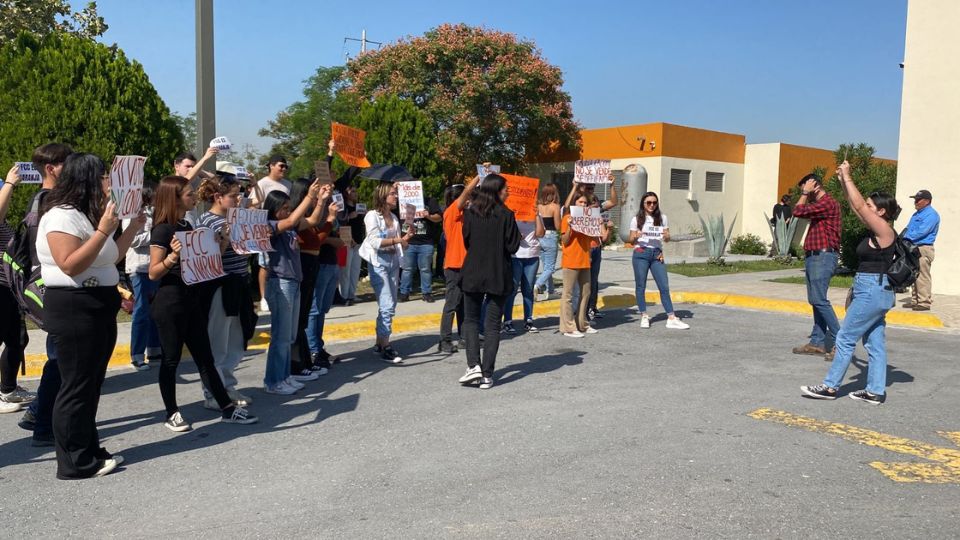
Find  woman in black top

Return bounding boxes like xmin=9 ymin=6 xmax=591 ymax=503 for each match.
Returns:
xmin=457 ymin=174 xmax=521 ymax=389
xmin=802 ymin=161 xmax=900 ymax=405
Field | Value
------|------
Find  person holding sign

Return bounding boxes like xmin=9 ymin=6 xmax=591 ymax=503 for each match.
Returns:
xmin=360 ymin=183 xmax=414 ymax=363
xmin=627 ymin=192 xmax=689 ymax=330
xmin=122 ymin=182 xmax=161 ymax=372
xmin=398 ymin=189 xmax=442 ymax=304
xmin=565 ymin=177 xmax=618 ymax=320
xmin=0 ymin=164 xmax=34 ymax=413
xmin=36 ymin=153 xmax=145 ymax=478
xmin=559 ymin=194 xmax=606 ymax=337
xmin=149 ymin=176 xmax=259 ymax=432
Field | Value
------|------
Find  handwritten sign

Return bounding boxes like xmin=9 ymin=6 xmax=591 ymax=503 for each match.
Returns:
xmin=332 ymin=192 xmax=345 ymax=211
xmin=355 ymin=203 xmax=367 ymax=214
xmin=397 ymin=180 xmax=424 ymax=222
xmin=574 ymin=160 xmax=612 ymax=184
xmin=209 ymin=136 xmax=232 ymax=151
xmin=15 ymin=162 xmax=42 ymax=184
xmin=500 ymin=173 xmax=539 ymax=222
xmin=476 ymin=163 xmax=501 ymax=184
xmin=568 ymin=206 xmax=604 ymax=236
xmin=233 ymin=166 xmax=249 ymax=179
xmin=315 ymin=159 xmax=332 ymax=184
xmin=331 ymin=122 xmax=372 ymax=168
xmin=226 ymin=208 xmax=274 ymax=255
xmin=109 ymin=156 xmax=146 ymax=219
xmin=175 ymin=229 xmax=227 ymax=285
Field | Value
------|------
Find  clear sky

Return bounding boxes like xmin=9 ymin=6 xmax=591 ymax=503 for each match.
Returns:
xmin=95 ymin=0 xmax=908 ymax=159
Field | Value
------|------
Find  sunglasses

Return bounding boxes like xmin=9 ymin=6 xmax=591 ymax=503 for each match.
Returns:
xmin=644 ymin=200 xmax=658 ymax=206
xmin=275 ymin=163 xmax=288 ymax=169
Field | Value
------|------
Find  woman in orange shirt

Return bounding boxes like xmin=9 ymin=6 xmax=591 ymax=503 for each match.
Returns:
xmin=560 ymin=193 xmax=608 ymax=337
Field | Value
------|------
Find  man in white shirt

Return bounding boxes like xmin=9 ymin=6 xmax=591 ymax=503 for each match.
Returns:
xmin=255 ymin=155 xmax=291 ymax=202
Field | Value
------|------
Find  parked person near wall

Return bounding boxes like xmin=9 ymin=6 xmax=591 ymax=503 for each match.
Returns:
xmin=123 ymin=182 xmax=161 ymax=372
xmin=534 ymin=183 xmax=562 ymax=301
xmin=628 ymin=192 xmax=689 ymax=330
xmin=903 ymin=189 xmax=939 ymax=311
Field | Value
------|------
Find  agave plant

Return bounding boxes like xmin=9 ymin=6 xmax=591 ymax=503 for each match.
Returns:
xmin=697 ymin=212 xmax=737 ymax=263
xmin=765 ymin=213 xmax=800 ymax=259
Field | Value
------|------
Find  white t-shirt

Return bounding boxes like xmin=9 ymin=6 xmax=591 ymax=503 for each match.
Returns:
xmin=257 ymin=177 xmax=291 ymax=200
xmin=514 ymin=220 xmax=541 ymax=259
xmin=37 ymin=206 xmax=119 ymax=287
xmin=629 ymin=214 xmax=669 ymax=249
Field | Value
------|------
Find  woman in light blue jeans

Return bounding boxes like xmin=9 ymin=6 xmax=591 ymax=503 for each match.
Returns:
xmin=360 ymin=182 xmax=413 ymax=363
xmin=123 ymin=185 xmax=161 ymax=370
xmin=628 ymin=192 xmax=689 ymax=330
xmin=534 ymin=183 xmax=561 ymax=297
xmin=802 ymin=161 xmax=901 ymax=405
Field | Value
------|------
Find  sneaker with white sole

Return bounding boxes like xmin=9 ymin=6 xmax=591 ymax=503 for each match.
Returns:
xmin=458 ymin=365 xmax=482 ymax=384
xmin=284 ymin=377 xmax=305 ymax=390
xmin=164 ymin=411 xmax=192 ymax=432
xmin=376 ymin=345 xmax=403 ymax=364
xmin=801 ymin=384 xmax=838 ymax=400
xmin=291 ymin=369 xmax=319 ymax=382
xmin=666 ymin=318 xmax=690 ymax=330
xmin=259 ymin=298 xmax=270 ymax=312
xmin=849 ymin=390 xmax=885 ymax=405
xmin=93 ymin=458 xmax=119 ymax=478
xmin=478 ymin=377 xmax=494 ymax=389
xmin=0 ymin=401 xmax=22 ymax=414
xmin=639 ymin=315 xmax=650 ymax=329
xmin=264 ymin=382 xmax=297 ymax=395
xmin=563 ymin=331 xmax=585 ymax=338
xmin=221 ymin=406 xmax=258 ymax=425
xmin=584 ymin=326 xmax=599 ymax=334
xmin=0 ymin=386 xmax=37 ymax=404
xmin=524 ymin=319 xmax=539 ymax=333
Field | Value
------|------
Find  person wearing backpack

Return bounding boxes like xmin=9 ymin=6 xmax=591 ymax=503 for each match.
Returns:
xmin=802 ymin=160 xmax=901 ymax=405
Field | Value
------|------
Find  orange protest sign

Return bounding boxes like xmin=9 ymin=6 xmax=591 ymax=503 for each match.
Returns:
xmin=331 ymin=122 xmax=372 ymax=168
xmin=500 ymin=173 xmax=539 ymax=222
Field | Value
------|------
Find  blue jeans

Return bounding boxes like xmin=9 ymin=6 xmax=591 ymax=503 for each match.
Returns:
xmin=805 ymin=251 xmax=840 ymax=350
xmin=535 ymin=231 xmax=559 ymax=293
xmin=506 ymin=257 xmax=539 ymax=323
xmin=400 ymin=243 xmax=434 ymax=295
xmin=632 ymin=248 xmax=674 ymax=314
xmin=307 ymin=263 xmax=340 ymax=354
xmin=130 ymin=272 xmax=160 ymax=362
xmin=369 ymin=257 xmax=400 ymax=339
xmin=265 ymin=277 xmax=299 ymax=387
xmin=823 ymin=273 xmax=895 ymax=395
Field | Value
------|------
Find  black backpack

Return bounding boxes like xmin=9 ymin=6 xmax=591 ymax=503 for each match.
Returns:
xmin=885 ymin=231 xmax=921 ymax=289
xmin=0 ymin=192 xmax=47 ymax=329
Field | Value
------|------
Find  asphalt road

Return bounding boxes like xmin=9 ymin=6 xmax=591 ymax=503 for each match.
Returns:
xmin=1 ymin=304 xmax=958 ymax=538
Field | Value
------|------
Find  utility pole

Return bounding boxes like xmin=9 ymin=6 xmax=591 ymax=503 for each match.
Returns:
xmin=344 ymin=29 xmax=382 ymax=57
xmin=195 ymin=0 xmax=215 ymax=171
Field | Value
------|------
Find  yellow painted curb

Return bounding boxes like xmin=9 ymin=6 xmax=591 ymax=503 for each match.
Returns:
xmin=21 ymin=290 xmax=945 ymax=379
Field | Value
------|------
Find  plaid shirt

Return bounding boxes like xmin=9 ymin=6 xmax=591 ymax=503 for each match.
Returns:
xmin=792 ymin=192 xmax=841 ymax=251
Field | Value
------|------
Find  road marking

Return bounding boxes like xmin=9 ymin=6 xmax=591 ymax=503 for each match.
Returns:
xmin=749 ymin=408 xmax=960 ymax=484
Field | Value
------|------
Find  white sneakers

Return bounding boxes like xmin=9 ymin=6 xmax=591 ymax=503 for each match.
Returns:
xmin=458 ymin=365 xmax=482 ymax=384
xmin=563 ymin=331 xmax=584 ymax=338
xmin=640 ymin=315 xmax=651 ymax=329
xmin=584 ymin=326 xmax=599 ymax=334
xmin=264 ymin=381 xmax=297 ymax=395
xmin=638 ymin=314 xmax=690 ymax=330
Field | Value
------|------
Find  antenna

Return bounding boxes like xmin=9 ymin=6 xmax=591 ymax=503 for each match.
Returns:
xmin=344 ymin=29 xmax=382 ymax=58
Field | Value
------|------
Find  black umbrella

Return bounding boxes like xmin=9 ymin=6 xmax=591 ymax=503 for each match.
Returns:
xmin=359 ymin=164 xmax=415 ymax=183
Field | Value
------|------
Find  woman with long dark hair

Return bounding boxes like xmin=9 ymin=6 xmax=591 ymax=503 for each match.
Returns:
xmin=534 ymin=183 xmax=561 ymax=300
xmin=627 ymin=192 xmax=689 ymax=330
xmin=37 ymin=153 xmax=143 ymax=478
xmin=149 ymin=175 xmax=258 ymax=432
xmin=457 ymin=174 xmax=521 ymax=389
xmin=802 ymin=161 xmax=901 ymax=405
xmin=559 ymin=192 xmax=605 ymax=337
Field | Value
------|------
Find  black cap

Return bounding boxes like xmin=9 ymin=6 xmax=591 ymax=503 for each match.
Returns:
xmin=909 ymin=189 xmax=932 ymax=201
xmin=267 ymin=154 xmax=287 ymax=166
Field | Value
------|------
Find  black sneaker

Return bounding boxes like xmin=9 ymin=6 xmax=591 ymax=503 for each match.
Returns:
xmin=524 ymin=319 xmax=539 ymax=333
xmin=398 ymin=293 xmax=410 ymax=302
xmin=18 ymin=409 xmax=36 ymax=431
xmin=592 ymin=309 xmax=604 ymax=319
xmin=457 ymin=339 xmax=467 ymax=350
xmin=438 ymin=341 xmax=458 ymax=354
xmin=502 ymin=324 xmax=517 ymax=335
xmin=221 ymin=405 xmax=259 ymax=425
xmin=319 ymin=349 xmax=341 ymax=364
xmin=801 ymin=384 xmax=837 ymax=400
xmin=587 ymin=308 xmax=596 ymax=321
xmin=849 ymin=390 xmax=885 ymax=405
xmin=375 ymin=345 xmax=403 ymax=364
xmin=422 ymin=293 xmax=435 ymax=303
xmin=31 ymin=432 xmax=55 ymax=447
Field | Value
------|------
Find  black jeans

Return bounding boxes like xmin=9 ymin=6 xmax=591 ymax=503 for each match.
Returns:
xmin=45 ymin=286 xmax=119 ymax=479
xmin=151 ymin=284 xmax=232 ymax=417
xmin=0 ymin=286 xmax=27 ymax=394
xmin=463 ymin=292 xmax=505 ymax=378
xmin=294 ymin=252 xmax=319 ymax=372
xmin=439 ymin=268 xmax=464 ymax=345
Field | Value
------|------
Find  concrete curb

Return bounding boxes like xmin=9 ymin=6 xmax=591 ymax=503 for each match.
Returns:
xmin=21 ymin=291 xmax=945 ymax=378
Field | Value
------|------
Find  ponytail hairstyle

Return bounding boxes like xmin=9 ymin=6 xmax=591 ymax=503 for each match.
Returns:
xmin=635 ymin=191 xmax=663 ymax=227
xmin=41 ymin=153 xmax=107 ymax=226
xmin=153 ymin=175 xmax=190 ymax=227
xmin=197 ymin=175 xmax=240 ymax=203
xmin=467 ymin=174 xmax=506 ymax=218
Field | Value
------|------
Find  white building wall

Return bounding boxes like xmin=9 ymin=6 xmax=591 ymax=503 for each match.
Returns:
xmin=655 ymin=157 xmax=744 ymax=238
xmin=742 ymin=143 xmax=782 ymax=240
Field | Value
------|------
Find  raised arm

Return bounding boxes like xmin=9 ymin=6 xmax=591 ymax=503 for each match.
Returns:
xmin=456 ymin=174 xmax=480 ymax=210
xmin=601 ymin=175 xmax=618 ymax=211
xmin=836 ymin=161 xmax=895 ymax=246
xmin=0 ymin=164 xmax=20 ymax=222
xmin=184 ymin=146 xmax=218 ymax=183
xmin=277 ymin=180 xmax=320 ymax=232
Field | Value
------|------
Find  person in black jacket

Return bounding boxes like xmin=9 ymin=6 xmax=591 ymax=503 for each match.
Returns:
xmin=457 ymin=174 xmax=521 ymax=389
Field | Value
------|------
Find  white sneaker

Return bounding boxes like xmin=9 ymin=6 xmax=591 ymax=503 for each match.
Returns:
xmin=164 ymin=411 xmax=192 ymax=432
xmin=584 ymin=326 xmax=599 ymax=334
xmin=284 ymin=377 xmax=305 ymax=390
xmin=563 ymin=331 xmax=585 ymax=338
xmin=640 ymin=315 xmax=650 ymax=329
xmin=291 ymin=369 xmax=319 ymax=382
xmin=666 ymin=318 xmax=690 ymax=330
xmin=259 ymin=298 xmax=270 ymax=312
xmin=0 ymin=401 xmax=22 ymax=414
xmin=458 ymin=365 xmax=482 ymax=384
xmin=263 ymin=382 xmax=297 ymax=395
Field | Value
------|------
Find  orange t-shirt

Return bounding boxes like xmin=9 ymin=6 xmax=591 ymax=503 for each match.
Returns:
xmin=443 ymin=204 xmax=467 ymax=269
xmin=560 ymin=215 xmax=592 ymax=269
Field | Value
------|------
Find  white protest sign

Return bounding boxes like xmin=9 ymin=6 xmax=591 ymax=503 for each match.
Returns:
xmin=332 ymin=192 xmax=345 ymax=212
xmin=574 ymin=159 xmax=612 ymax=184
xmin=175 ymin=229 xmax=227 ymax=285
xmin=233 ymin=166 xmax=249 ymax=179
xmin=643 ymin=224 xmax=664 ymax=240
xmin=109 ymin=156 xmax=146 ymax=219
xmin=226 ymin=208 xmax=274 ymax=254
xmin=568 ymin=206 xmax=604 ymax=236
xmin=15 ymin=162 xmax=42 ymax=184
xmin=397 ymin=180 xmax=424 ymax=222
xmin=355 ymin=203 xmax=367 ymax=214
xmin=209 ymin=136 xmax=232 ymax=151
xmin=476 ymin=163 xmax=501 ymax=184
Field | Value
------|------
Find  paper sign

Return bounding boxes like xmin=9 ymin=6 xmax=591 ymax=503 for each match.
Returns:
xmin=175 ymin=229 xmax=227 ymax=285
xmin=574 ymin=160 xmax=612 ymax=184
xmin=500 ymin=173 xmax=539 ymax=222
xmin=355 ymin=203 xmax=367 ymax=214
xmin=397 ymin=180 xmax=424 ymax=222
xmin=331 ymin=122 xmax=372 ymax=168
xmin=15 ymin=162 xmax=42 ymax=184
xmin=315 ymin=160 xmax=332 ymax=184
xmin=568 ymin=206 xmax=604 ymax=236
xmin=643 ymin=224 xmax=664 ymax=240
xmin=226 ymin=208 xmax=274 ymax=255
xmin=476 ymin=163 xmax=501 ymax=184
xmin=332 ymin=192 xmax=345 ymax=211
xmin=209 ymin=136 xmax=232 ymax=151
xmin=109 ymin=156 xmax=146 ymax=219
xmin=233 ymin=166 xmax=249 ymax=179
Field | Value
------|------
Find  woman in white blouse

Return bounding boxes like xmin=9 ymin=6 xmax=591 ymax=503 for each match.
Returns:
xmin=37 ymin=153 xmax=144 ymax=479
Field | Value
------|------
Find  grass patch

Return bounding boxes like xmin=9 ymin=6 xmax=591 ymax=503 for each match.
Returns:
xmin=766 ymin=275 xmax=855 ymax=288
xmin=668 ymin=259 xmax=803 ymax=277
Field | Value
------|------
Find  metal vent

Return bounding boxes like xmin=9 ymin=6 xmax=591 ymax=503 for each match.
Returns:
xmin=670 ymin=168 xmax=691 ymax=190
xmin=705 ymin=172 xmax=724 ymax=192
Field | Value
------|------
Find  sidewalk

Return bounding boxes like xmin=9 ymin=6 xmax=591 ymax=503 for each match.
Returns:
xmin=19 ymin=251 xmax=955 ymax=377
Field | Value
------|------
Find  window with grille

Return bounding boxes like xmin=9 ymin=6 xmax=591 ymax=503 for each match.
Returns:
xmin=705 ymin=172 xmax=724 ymax=192
xmin=670 ymin=168 xmax=691 ymax=190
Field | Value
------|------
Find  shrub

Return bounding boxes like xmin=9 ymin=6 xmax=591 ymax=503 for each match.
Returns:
xmin=729 ymin=233 xmax=767 ymax=255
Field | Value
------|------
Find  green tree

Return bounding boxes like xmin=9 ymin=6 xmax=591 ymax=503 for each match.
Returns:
xmin=0 ymin=32 xmax=184 ymax=224
xmin=0 ymin=0 xmax=107 ymax=43
xmin=172 ymin=111 xmax=199 ymax=155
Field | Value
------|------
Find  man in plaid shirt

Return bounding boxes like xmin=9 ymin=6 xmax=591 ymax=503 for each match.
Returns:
xmin=791 ymin=173 xmax=841 ymax=360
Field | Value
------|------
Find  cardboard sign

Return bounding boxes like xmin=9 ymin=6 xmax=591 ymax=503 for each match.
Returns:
xmin=574 ymin=160 xmax=612 ymax=184
xmin=476 ymin=163 xmax=501 ymax=184
xmin=314 ymin=160 xmax=333 ymax=184
xmin=15 ymin=162 xmax=42 ymax=184
xmin=209 ymin=136 xmax=232 ymax=151
xmin=397 ymin=180 xmax=424 ymax=222
xmin=331 ymin=122 xmax=372 ymax=168
xmin=568 ymin=206 xmax=604 ymax=236
xmin=500 ymin=173 xmax=539 ymax=222
xmin=175 ymin=229 xmax=227 ymax=285
xmin=109 ymin=156 xmax=146 ymax=219
xmin=226 ymin=208 xmax=274 ymax=254
xmin=355 ymin=203 xmax=367 ymax=214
